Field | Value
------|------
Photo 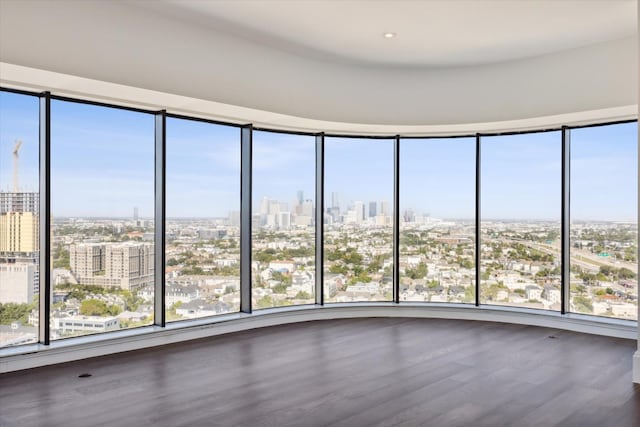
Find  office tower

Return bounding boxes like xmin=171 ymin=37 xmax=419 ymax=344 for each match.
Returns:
xmin=278 ymin=212 xmax=291 ymax=230
xmin=69 ymin=242 xmax=154 ymax=290
xmin=404 ymin=209 xmax=415 ymax=223
xmin=301 ymin=199 xmax=314 ymax=217
xmin=369 ymin=201 xmax=377 ymax=218
xmin=296 ymin=190 xmax=303 ymax=205
xmin=133 ymin=206 xmax=139 ymax=221
xmin=259 ymin=197 xmax=270 ymax=215
xmin=354 ymin=201 xmax=365 ymax=223
xmin=380 ymin=201 xmax=390 ymax=216
xmin=331 ymin=192 xmax=339 ymax=209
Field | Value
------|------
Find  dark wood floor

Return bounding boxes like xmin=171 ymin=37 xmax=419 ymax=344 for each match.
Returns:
xmin=1 ymin=318 xmax=638 ymax=427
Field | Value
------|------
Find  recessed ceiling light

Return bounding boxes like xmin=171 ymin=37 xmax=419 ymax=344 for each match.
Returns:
xmin=383 ymin=32 xmax=396 ymax=39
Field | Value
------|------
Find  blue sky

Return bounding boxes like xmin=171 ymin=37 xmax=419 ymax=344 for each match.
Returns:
xmin=325 ymin=137 xmax=394 ymax=212
xmin=253 ymin=130 xmax=315 ymax=212
xmin=0 ymin=90 xmax=637 ymax=221
xmin=0 ymin=92 xmax=39 ymax=194
xmin=167 ymin=117 xmax=240 ymax=218
xmin=401 ymin=137 xmax=475 ymax=219
xmin=482 ymin=131 xmax=561 ymax=221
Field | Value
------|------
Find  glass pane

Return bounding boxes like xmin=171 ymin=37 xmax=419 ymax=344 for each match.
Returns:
xmin=165 ymin=118 xmax=240 ymax=321
xmin=480 ymin=132 xmax=561 ymax=310
xmin=324 ymin=138 xmax=394 ymax=302
xmin=400 ymin=138 xmax=475 ymax=303
xmin=0 ymin=91 xmax=40 ymax=347
xmin=252 ymin=131 xmax=315 ymax=309
xmin=570 ymin=122 xmax=637 ymax=320
xmin=50 ymin=100 xmax=154 ymax=340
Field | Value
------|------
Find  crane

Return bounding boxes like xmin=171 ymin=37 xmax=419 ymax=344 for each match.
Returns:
xmin=13 ymin=139 xmax=22 ymax=192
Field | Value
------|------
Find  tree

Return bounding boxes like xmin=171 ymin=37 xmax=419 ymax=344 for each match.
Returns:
xmin=53 ymin=246 xmax=70 ymax=269
xmin=599 ymin=266 xmax=615 ymax=277
xmin=618 ymin=268 xmax=636 ymax=280
xmin=329 ymin=264 xmax=348 ymax=274
xmin=406 ymin=262 xmax=428 ymax=280
xmin=295 ymin=291 xmax=312 ymax=300
xmin=256 ymin=295 xmax=274 ymax=309
xmin=0 ymin=302 xmax=36 ymax=325
xmin=80 ymin=299 xmax=109 ymax=316
xmin=573 ymin=296 xmax=593 ymax=313
xmin=273 ymin=283 xmax=289 ymax=294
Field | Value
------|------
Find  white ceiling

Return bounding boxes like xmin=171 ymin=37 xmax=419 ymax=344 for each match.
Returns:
xmin=0 ymin=0 xmax=637 ymax=129
xmin=144 ymin=0 xmax=637 ymax=67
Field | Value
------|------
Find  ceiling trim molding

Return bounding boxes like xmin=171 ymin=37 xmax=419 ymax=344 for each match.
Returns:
xmin=1 ymin=62 xmax=636 ymax=136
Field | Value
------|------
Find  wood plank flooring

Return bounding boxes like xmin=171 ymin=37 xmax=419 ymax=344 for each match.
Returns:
xmin=1 ymin=318 xmax=638 ymax=426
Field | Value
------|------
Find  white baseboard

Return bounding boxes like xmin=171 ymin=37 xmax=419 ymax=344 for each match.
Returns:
xmin=1 ymin=304 xmax=636 ymax=374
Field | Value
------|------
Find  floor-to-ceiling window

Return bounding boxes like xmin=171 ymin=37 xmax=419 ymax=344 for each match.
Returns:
xmin=2 ymin=86 xmax=638 ymax=349
xmin=251 ymin=131 xmax=316 ymax=309
xmin=0 ymin=91 xmax=40 ymax=347
xmin=570 ymin=122 xmax=638 ymax=320
xmin=480 ymin=131 xmax=562 ymax=310
xmin=400 ymin=138 xmax=476 ymax=303
xmin=50 ymin=100 xmax=155 ymax=339
xmin=165 ymin=117 xmax=241 ymax=321
xmin=324 ymin=137 xmax=394 ymax=303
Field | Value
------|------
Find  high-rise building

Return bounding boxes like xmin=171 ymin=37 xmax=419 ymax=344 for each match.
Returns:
xmin=368 ymin=202 xmax=377 ymax=218
xmin=69 ymin=243 xmax=104 ymax=280
xmin=354 ymin=201 xmax=365 ymax=223
xmin=259 ymin=197 xmax=270 ymax=215
xmin=331 ymin=192 xmax=339 ymax=210
xmin=380 ymin=201 xmax=390 ymax=216
xmin=278 ymin=212 xmax=291 ymax=230
xmin=0 ymin=211 xmax=38 ymax=254
xmin=403 ymin=209 xmax=416 ymax=223
xmin=105 ymin=243 xmax=154 ymax=290
xmin=301 ymin=199 xmax=314 ymax=217
xmin=0 ymin=191 xmax=39 ymax=255
xmin=0 ymin=191 xmax=38 ymax=214
xmin=69 ymin=242 xmax=154 ymax=290
xmin=0 ymin=188 xmax=39 ymax=305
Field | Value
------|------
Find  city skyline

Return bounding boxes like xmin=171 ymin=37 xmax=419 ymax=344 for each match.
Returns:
xmin=1 ymin=92 xmax=637 ymax=222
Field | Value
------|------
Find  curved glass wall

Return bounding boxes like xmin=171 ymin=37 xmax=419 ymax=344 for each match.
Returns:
xmin=0 ymin=87 xmax=636 ymax=350
xmin=570 ymin=122 xmax=638 ymax=320
xmin=165 ymin=117 xmax=241 ymax=321
xmin=480 ymin=131 xmax=561 ymax=310
xmin=324 ymin=137 xmax=394 ymax=303
xmin=0 ymin=91 xmax=40 ymax=348
xmin=50 ymin=99 xmax=155 ymax=340
xmin=252 ymin=131 xmax=316 ymax=309
xmin=400 ymin=138 xmax=476 ymax=303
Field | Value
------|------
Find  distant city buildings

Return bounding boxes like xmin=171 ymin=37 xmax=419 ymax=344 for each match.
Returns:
xmin=255 ymin=193 xmax=315 ymax=230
